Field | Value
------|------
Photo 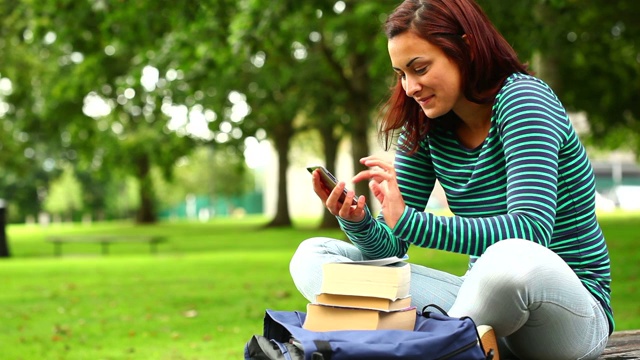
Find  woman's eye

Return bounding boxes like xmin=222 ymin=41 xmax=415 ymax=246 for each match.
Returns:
xmin=415 ymin=67 xmax=427 ymax=74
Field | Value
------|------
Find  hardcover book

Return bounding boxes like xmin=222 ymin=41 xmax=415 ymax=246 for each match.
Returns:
xmin=303 ymin=303 xmax=417 ymax=332
xmin=320 ymin=260 xmax=411 ymax=300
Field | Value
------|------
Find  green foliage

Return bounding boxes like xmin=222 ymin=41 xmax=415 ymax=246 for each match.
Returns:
xmin=2 ymin=0 xmax=640 ymax=225
xmin=154 ymin=146 xmax=255 ymax=210
xmin=43 ymin=165 xmax=83 ymax=219
xmin=557 ymin=1 xmax=640 ymax=154
xmin=0 ymin=0 xmax=245 ymax=222
xmin=104 ymin=176 xmax=142 ymax=220
xmin=226 ymin=0 xmax=402 ymax=209
xmin=480 ymin=0 xmax=640 ymax=156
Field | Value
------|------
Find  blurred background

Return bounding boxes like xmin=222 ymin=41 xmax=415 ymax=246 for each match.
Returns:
xmin=2 ymin=1 xmax=640 ymax=358
xmin=1 ymin=0 xmax=639 ymax=239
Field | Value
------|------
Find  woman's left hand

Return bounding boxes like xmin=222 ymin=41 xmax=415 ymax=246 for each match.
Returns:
xmin=353 ymin=156 xmax=406 ymax=229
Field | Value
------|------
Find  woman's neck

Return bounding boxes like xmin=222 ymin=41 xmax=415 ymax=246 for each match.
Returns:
xmin=453 ymin=102 xmax=493 ymax=149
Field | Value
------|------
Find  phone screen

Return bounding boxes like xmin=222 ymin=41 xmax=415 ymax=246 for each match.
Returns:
xmin=307 ymin=166 xmax=357 ymax=205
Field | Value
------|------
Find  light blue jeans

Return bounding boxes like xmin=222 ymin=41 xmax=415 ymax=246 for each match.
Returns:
xmin=289 ymin=237 xmax=610 ymax=360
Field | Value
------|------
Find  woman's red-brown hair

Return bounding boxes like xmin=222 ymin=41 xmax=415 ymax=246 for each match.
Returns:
xmin=380 ymin=0 xmax=529 ymax=153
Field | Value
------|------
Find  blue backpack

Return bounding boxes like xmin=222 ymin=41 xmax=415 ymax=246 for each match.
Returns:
xmin=244 ymin=305 xmax=495 ymax=360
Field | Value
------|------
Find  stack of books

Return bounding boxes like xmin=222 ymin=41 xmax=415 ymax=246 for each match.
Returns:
xmin=302 ymin=256 xmax=416 ymax=332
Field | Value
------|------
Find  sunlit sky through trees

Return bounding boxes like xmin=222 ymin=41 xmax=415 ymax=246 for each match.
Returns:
xmin=80 ymin=65 xmax=269 ymax=169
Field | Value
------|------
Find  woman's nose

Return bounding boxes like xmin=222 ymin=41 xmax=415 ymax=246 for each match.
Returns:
xmin=404 ymin=76 xmax=420 ymax=97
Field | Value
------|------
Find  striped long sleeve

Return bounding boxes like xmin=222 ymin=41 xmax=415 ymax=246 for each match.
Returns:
xmin=337 ymin=73 xmax=613 ymax=332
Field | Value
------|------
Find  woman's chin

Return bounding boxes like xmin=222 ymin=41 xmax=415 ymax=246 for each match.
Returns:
xmin=421 ymin=107 xmax=444 ymax=119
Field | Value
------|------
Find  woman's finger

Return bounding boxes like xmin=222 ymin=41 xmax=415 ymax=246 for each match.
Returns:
xmin=312 ymin=170 xmax=332 ymax=200
xmin=369 ymin=180 xmax=385 ymax=204
xmin=352 ymin=169 xmax=394 ymax=184
xmin=337 ymin=191 xmax=354 ymax=216
xmin=360 ymin=157 xmax=395 ymax=172
xmin=334 ymin=190 xmax=366 ymax=220
xmin=326 ymin=181 xmax=347 ymax=207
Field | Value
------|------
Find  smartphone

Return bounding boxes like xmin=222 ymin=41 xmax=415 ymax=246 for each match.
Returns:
xmin=307 ymin=165 xmax=358 ymax=205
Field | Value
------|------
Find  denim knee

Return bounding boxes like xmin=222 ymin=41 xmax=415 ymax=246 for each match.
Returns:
xmin=290 ymin=237 xmax=327 ymax=269
xmin=289 ymin=237 xmax=356 ymax=298
xmin=469 ymin=238 xmax=568 ymax=302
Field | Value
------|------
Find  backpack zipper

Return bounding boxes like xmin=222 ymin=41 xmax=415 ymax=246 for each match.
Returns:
xmin=434 ymin=339 xmax=481 ymax=360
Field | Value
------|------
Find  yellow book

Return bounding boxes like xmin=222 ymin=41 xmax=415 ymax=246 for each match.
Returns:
xmin=314 ymin=293 xmax=412 ymax=312
xmin=320 ymin=260 xmax=410 ymax=300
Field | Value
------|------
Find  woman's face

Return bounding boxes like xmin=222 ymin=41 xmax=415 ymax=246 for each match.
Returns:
xmin=388 ymin=31 xmax=464 ymax=119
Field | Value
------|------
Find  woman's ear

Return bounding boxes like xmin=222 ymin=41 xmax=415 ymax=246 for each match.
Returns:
xmin=462 ymin=34 xmax=474 ymax=61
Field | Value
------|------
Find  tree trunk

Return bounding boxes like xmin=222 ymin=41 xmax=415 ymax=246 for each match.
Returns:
xmin=135 ymin=153 xmax=157 ymax=223
xmin=266 ymin=122 xmax=293 ymax=227
xmin=0 ymin=201 xmax=10 ymax=258
xmin=351 ymin=101 xmax=371 ymax=202
xmin=532 ymin=51 xmax=562 ymax=95
xmin=349 ymin=54 xmax=372 ymax=206
xmin=318 ymin=126 xmax=341 ymax=229
xmin=532 ymin=3 xmax=563 ymax=95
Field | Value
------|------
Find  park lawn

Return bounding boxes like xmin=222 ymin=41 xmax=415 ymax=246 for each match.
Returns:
xmin=1 ymin=213 xmax=638 ymax=359
xmin=1 ymin=251 xmax=302 ymax=359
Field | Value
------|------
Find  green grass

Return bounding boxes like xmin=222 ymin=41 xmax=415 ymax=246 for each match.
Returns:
xmin=1 ymin=213 xmax=638 ymax=359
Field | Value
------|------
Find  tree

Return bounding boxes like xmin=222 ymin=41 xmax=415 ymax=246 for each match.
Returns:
xmin=4 ymin=0 xmax=637 ymax=229
xmin=226 ymin=1 xmax=398 ymax=226
xmin=480 ymin=0 xmax=640 ymax=157
xmin=551 ymin=0 xmax=640 ymax=156
xmin=0 ymin=1 xmax=67 ymax=222
xmin=311 ymin=1 xmax=397 ymax=202
xmin=0 ymin=1 xmax=215 ymax=222
xmin=300 ymin=61 xmax=350 ymax=229
xmin=156 ymin=145 xmax=255 ymax=210
xmin=43 ymin=165 xmax=83 ymax=221
xmin=228 ymin=1 xmax=323 ymax=226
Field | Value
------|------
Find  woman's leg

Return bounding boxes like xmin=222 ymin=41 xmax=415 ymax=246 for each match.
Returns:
xmin=289 ymin=237 xmax=464 ymax=310
xmin=289 ymin=237 xmax=369 ymax=301
xmin=448 ymin=239 xmax=609 ymax=360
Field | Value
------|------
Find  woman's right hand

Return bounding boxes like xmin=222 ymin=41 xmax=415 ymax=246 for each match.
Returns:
xmin=311 ymin=169 xmax=366 ymax=222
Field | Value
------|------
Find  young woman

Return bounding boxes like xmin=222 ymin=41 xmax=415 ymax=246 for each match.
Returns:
xmin=290 ymin=0 xmax=613 ymax=358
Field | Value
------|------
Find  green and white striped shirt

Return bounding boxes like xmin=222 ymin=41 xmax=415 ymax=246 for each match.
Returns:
xmin=339 ymin=73 xmax=614 ymax=333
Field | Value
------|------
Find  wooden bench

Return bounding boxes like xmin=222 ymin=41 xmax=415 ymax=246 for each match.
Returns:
xmin=495 ymin=330 xmax=638 ymax=359
xmin=600 ymin=330 xmax=640 ymax=359
xmin=46 ymin=235 xmax=167 ymax=256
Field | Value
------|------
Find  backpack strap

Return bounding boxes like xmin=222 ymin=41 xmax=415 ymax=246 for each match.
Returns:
xmin=421 ymin=304 xmax=495 ymax=360
xmin=421 ymin=303 xmax=449 ymax=317
xmin=311 ymin=340 xmax=332 ymax=360
xmin=245 ymin=335 xmax=305 ymax=360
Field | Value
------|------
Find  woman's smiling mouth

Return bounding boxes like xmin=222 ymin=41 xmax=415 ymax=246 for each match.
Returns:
xmin=416 ymin=95 xmax=434 ymax=106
